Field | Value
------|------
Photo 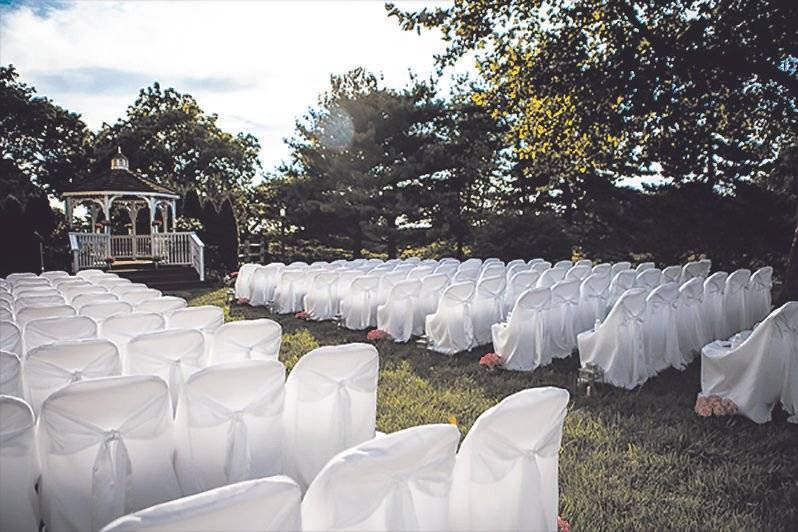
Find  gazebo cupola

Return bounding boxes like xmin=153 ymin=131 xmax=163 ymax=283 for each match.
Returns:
xmin=61 ymin=147 xmax=205 ymax=280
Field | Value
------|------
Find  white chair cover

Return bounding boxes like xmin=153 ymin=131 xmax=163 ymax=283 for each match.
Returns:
xmin=110 ymin=283 xmax=148 ymax=296
xmin=282 ymin=343 xmax=379 ymax=489
xmin=578 ymin=288 xmax=651 ymax=389
xmin=564 ymin=265 xmax=591 ymax=282
xmin=53 ymin=278 xmax=92 ymax=289
xmin=530 ymin=261 xmax=552 ymax=274
xmin=536 ymin=268 xmax=565 ymax=288
xmin=211 ymin=319 xmax=282 ymax=363
xmin=80 ymin=301 xmax=135 ymax=320
xmin=39 ymin=376 xmax=180 ymax=532
xmin=234 ymin=263 xmax=260 ymax=302
xmin=41 ymin=271 xmax=70 ymax=282
xmin=376 ymin=272 xmax=409 ymax=307
xmin=127 ymin=329 xmax=206 ymax=410
xmin=246 ymin=267 xmax=271 ymax=307
xmin=100 ymin=476 xmax=302 ymax=532
xmin=135 ymin=296 xmax=188 ymax=315
xmin=701 ymin=302 xmax=798 ymax=423
xmin=273 ymin=270 xmax=306 ymax=314
xmin=377 ymin=279 xmax=423 ymax=342
xmin=746 ymin=267 xmax=773 ymax=328
xmin=0 ymin=395 xmax=38 ymax=532
xmin=24 ymin=316 xmax=97 ymax=354
xmin=1 ymin=350 xmax=23 ymax=398
xmin=303 ymin=271 xmax=340 ymax=321
xmin=415 ymin=274 xmax=450 ymax=325
xmin=119 ymin=289 xmax=163 ymax=306
xmin=548 ymin=279 xmax=582 ymax=357
xmin=503 ymin=271 xmax=539 ymax=316
xmin=175 ymin=360 xmax=285 ymax=495
xmin=681 ymin=261 xmax=705 ymax=283
xmin=0 ymin=321 xmax=22 ymax=356
xmin=167 ymin=306 xmax=224 ymax=334
xmin=553 ymin=260 xmax=572 ymax=270
xmin=425 ymin=282 xmax=476 ymax=355
xmin=452 ymin=269 xmax=479 ymax=283
xmin=99 ymin=312 xmax=165 ymax=362
xmin=702 ymin=272 xmax=728 ymax=340
xmin=76 ymin=269 xmax=106 ymax=279
xmin=7 ymin=272 xmax=38 ymax=283
xmin=407 ymin=265 xmax=436 ymax=280
xmin=470 ymin=276 xmax=507 ymax=346
xmin=591 ymin=263 xmax=611 ymax=277
xmin=94 ymin=278 xmax=133 ymax=290
xmin=644 ymin=283 xmax=682 ymax=372
xmin=661 ymin=265 xmax=682 ymax=283
xmin=634 ymin=268 xmax=662 ymax=290
xmin=697 ymin=258 xmax=712 ymax=277
xmin=71 ymin=293 xmax=119 ymax=311
xmin=60 ymin=285 xmax=109 ymax=304
xmin=331 ymin=270 xmax=362 ymax=315
xmin=340 ymin=276 xmax=381 ymax=330
xmin=0 ymin=306 xmax=11 ymax=321
xmin=16 ymin=304 xmax=76 ymax=327
xmin=610 ymin=261 xmax=632 ymax=277
xmin=492 ymin=287 xmax=552 ymax=371
xmin=676 ymin=278 xmax=710 ymax=364
xmin=578 ymin=273 xmax=610 ymax=332
xmin=302 ymin=424 xmax=460 ymax=531
xmin=14 ymin=292 xmax=63 ymax=307
xmin=448 ymin=387 xmax=569 ymax=532
xmin=635 ymin=261 xmax=655 ymax=273
xmin=24 ymin=339 xmax=121 ymax=414
xmin=606 ymin=270 xmax=636 ymax=308
xmin=724 ymin=269 xmax=751 ymax=336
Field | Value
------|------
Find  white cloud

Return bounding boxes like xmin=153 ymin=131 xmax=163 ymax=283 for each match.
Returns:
xmin=0 ymin=0 xmax=467 ymax=175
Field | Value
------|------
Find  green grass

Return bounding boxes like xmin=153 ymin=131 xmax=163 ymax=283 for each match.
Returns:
xmin=177 ymin=286 xmax=798 ymax=530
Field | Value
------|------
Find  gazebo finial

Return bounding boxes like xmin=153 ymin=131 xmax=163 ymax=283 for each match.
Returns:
xmin=111 ymin=146 xmax=129 ymax=170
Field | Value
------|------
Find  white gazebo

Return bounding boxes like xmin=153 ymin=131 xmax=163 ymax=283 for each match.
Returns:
xmin=63 ymin=148 xmax=204 ymax=280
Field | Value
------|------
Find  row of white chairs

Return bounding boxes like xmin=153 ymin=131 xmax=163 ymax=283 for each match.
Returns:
xmin=0 ymin=382 xmax=569 ymax=532
xmin=577 ymin=267 xmax=773 ymax=389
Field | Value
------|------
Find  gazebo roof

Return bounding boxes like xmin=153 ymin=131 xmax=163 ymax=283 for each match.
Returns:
xmin=62 ymin=148 xmax=178 ymax=198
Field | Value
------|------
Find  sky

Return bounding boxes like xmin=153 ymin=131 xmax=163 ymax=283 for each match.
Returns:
xmin=0 ymin=0 xmax=465 ymax=175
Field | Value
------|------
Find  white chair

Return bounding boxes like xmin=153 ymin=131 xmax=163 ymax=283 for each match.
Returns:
xmin=211 ymin=319 xmax=282 ymax=364
xmin=677 ymin=277 xmax=710 ymax=365
xmin=60 ymin=285 xmax=109 ymax=304
xmin=234 ymin=263 xmax=260 ymax=303
xmin=331 ymin=270 xmax=362 ymax=315
xmin=724 ymin=269 xmax=751 ymax=337
xmin=167 ymin=306 xmax=224 ymax=335
xmin=24 ymin=339 xmax=121 ymax=414
xmin=0 ymin=321 xmax=22 ymax=356
xmin=553 ymin=260 xmax=572 ymax=270
xmin=425 ymin=282 xmax=476 ymax=355
xmin=681 ymin=261 xmax=705 ymax=283
xmin=697 ymin=258 xmax=712 ymax=277
xmin=340 ymin=276 xmax=381 ymax=330
xmin=175 ymin=360 xmax=285 ymax=495
xmin=119 ymin=289 xmax=163 ymax=306
xmin=578 ymin=273 xmax=611 ymax=332
xmin=80 ymin=301 xmax=135 ymax=320
xmin=536 ymin=268 xmax=565 ymax=289
xmin=452 ymin=269 xmax=479 ymax=283
xmin=100 ymin=476 xmax=302 ymax=532
xmin=0 ymin=395 xmax=38 ymax=532
xmin=41 ymin=271 xmax=70 ymax=282
xmin=16 ymin=304 xmax=76 ymax=327
xmin=94 ymin=278 xmax=133 ymax=290
xmin=1 ymin=349 xmax=23 ymax=397
xmin=644 ymin=283 xmax=682 ymax=372
xmin=302 ymin=424 xmax=460 ymax=531
xmin=415 ymin=273 xmax=450 ymax=325
xmin=634 ymin=268 xmax=662 ymax=290
xmin=746 ymin=267 xmax=773 ymax=328
xmin=702 ymin=272 xmax=728 ymax=341
xmin=14 ymin=288 xmax=61 ymax=301
xmin=272 ymin=270 xmax=306 ymax=314
xmin=12 ymin=278 xmax=51 ymax=291
xmin=548 ymin=279 xmax=582 ymax=357
xmin=6 ymin=272 xmax=38 ymax=283
xmin=471 ymin=276 xmax=506 ymax=346
xmin=127 ymin=329 xmax=206 ymax=410
xmin=577 ymin=288 xmax=651 ymax=389
xmin=23 ymin=315 xmax=97 ymax=353
xmin=71 ymin=293 xmax=119 ymax=311
xmin=606 ymin=269 xmax=636 ymax=308
xmin=303 ymin=271 xmax=340 ymax=321
xmin=635 ymin=261 xmax=655 ymax=273
xmin=109 ymin=283 xmax=148 ymax=296
xmin=282 ymin=343 xmax=379 ymax=489
xmin=700 ymin=302 xmax=797 ymax=423
xmin=610 ymin=261 xmax=632 ymax=277
xmin=565 ymin=264 xmax=591 ymax=282
xmin=504 ymin=270 xmax=540 ymax=317
xmin=75 ymin=269 xmax=106 ymax=279
xmin=0 ymin=306 xmax=11 ymax=322
xmin=575 ymin=259 xmax=593 ymax=268
xmin=591 ymin=263 xmax=611 ymax=277
xmin=448 ymin=387 xmax=569 ymax=532
xmin=492 ymin=287 xmax=552 ymax=371
xmin=661 ymin=265 xmax=682 ymax=284
xmin=100 ymin=312 xmax=166 ymax=361
xmin=376 ymin=271 xmax=409 ymax=307
xmin=135 ymin=296 xmax=188 ymax=315
xmin=530 ymin=261 xmax=552 ymax=274
xmin=406 ymin=265 xmax=436 ymax=280
xmin=53 ymin=278 xmax=91 ymax=289
xmin=377 ymin=279 xmax=423 ymax=342
xmin=39 ymin=376 xmax=181 ymax=532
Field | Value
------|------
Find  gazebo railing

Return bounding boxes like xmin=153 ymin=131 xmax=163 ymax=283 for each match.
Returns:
xmin=70 ymin=232 xmax=205 ymax=281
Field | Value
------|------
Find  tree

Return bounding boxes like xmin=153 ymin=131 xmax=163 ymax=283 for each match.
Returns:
xmin=389 ymin=0 xmax=797 ymax=297
xmin=92 ymin=83 xmax=261 ymax=207
xmin=218 ymin=197 xmax=239 ymax=271
xmin=0 ymin=65 xmax=93 ymax=200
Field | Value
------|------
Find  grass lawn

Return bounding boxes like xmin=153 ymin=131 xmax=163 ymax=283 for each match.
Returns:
xmin=178 ymin=286 xmax=798 ymax=530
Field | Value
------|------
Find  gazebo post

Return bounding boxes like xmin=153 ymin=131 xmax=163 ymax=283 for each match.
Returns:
xmin=65 ymin=198 xmax=73 ymax=230
xmin=170 ymin=199 xmax=177 ymax=232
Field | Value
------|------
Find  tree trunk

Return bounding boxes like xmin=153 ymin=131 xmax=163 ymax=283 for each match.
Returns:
xmin=777 ymin=204 xmax=798 ymax=304
xmin=352 ymin=226 xmax=363 ymax=259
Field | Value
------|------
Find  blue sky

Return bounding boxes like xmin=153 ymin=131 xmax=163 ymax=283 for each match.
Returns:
xmin=0 ymin=0 xmax=465 ymax=175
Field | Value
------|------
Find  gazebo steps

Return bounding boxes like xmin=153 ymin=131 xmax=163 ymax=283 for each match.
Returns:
xmin=108 ymin=264 xmax=206 ymax=291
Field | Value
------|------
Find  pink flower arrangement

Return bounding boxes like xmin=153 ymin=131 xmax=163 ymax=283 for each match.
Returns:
xmin=366 ymin=329 xmax=392 ymax=341
xmin=237 ymin=298 xmax=249 ymax=305
xmin=694 ymin=395 xmax=738 ymax=417
xmin=294 ymin=311 xmax=311 ymax=320
xmin=479 ymin=352 xmax=503 ymax=369
xmin=557 ymin=516 xmax=571 ymax=532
